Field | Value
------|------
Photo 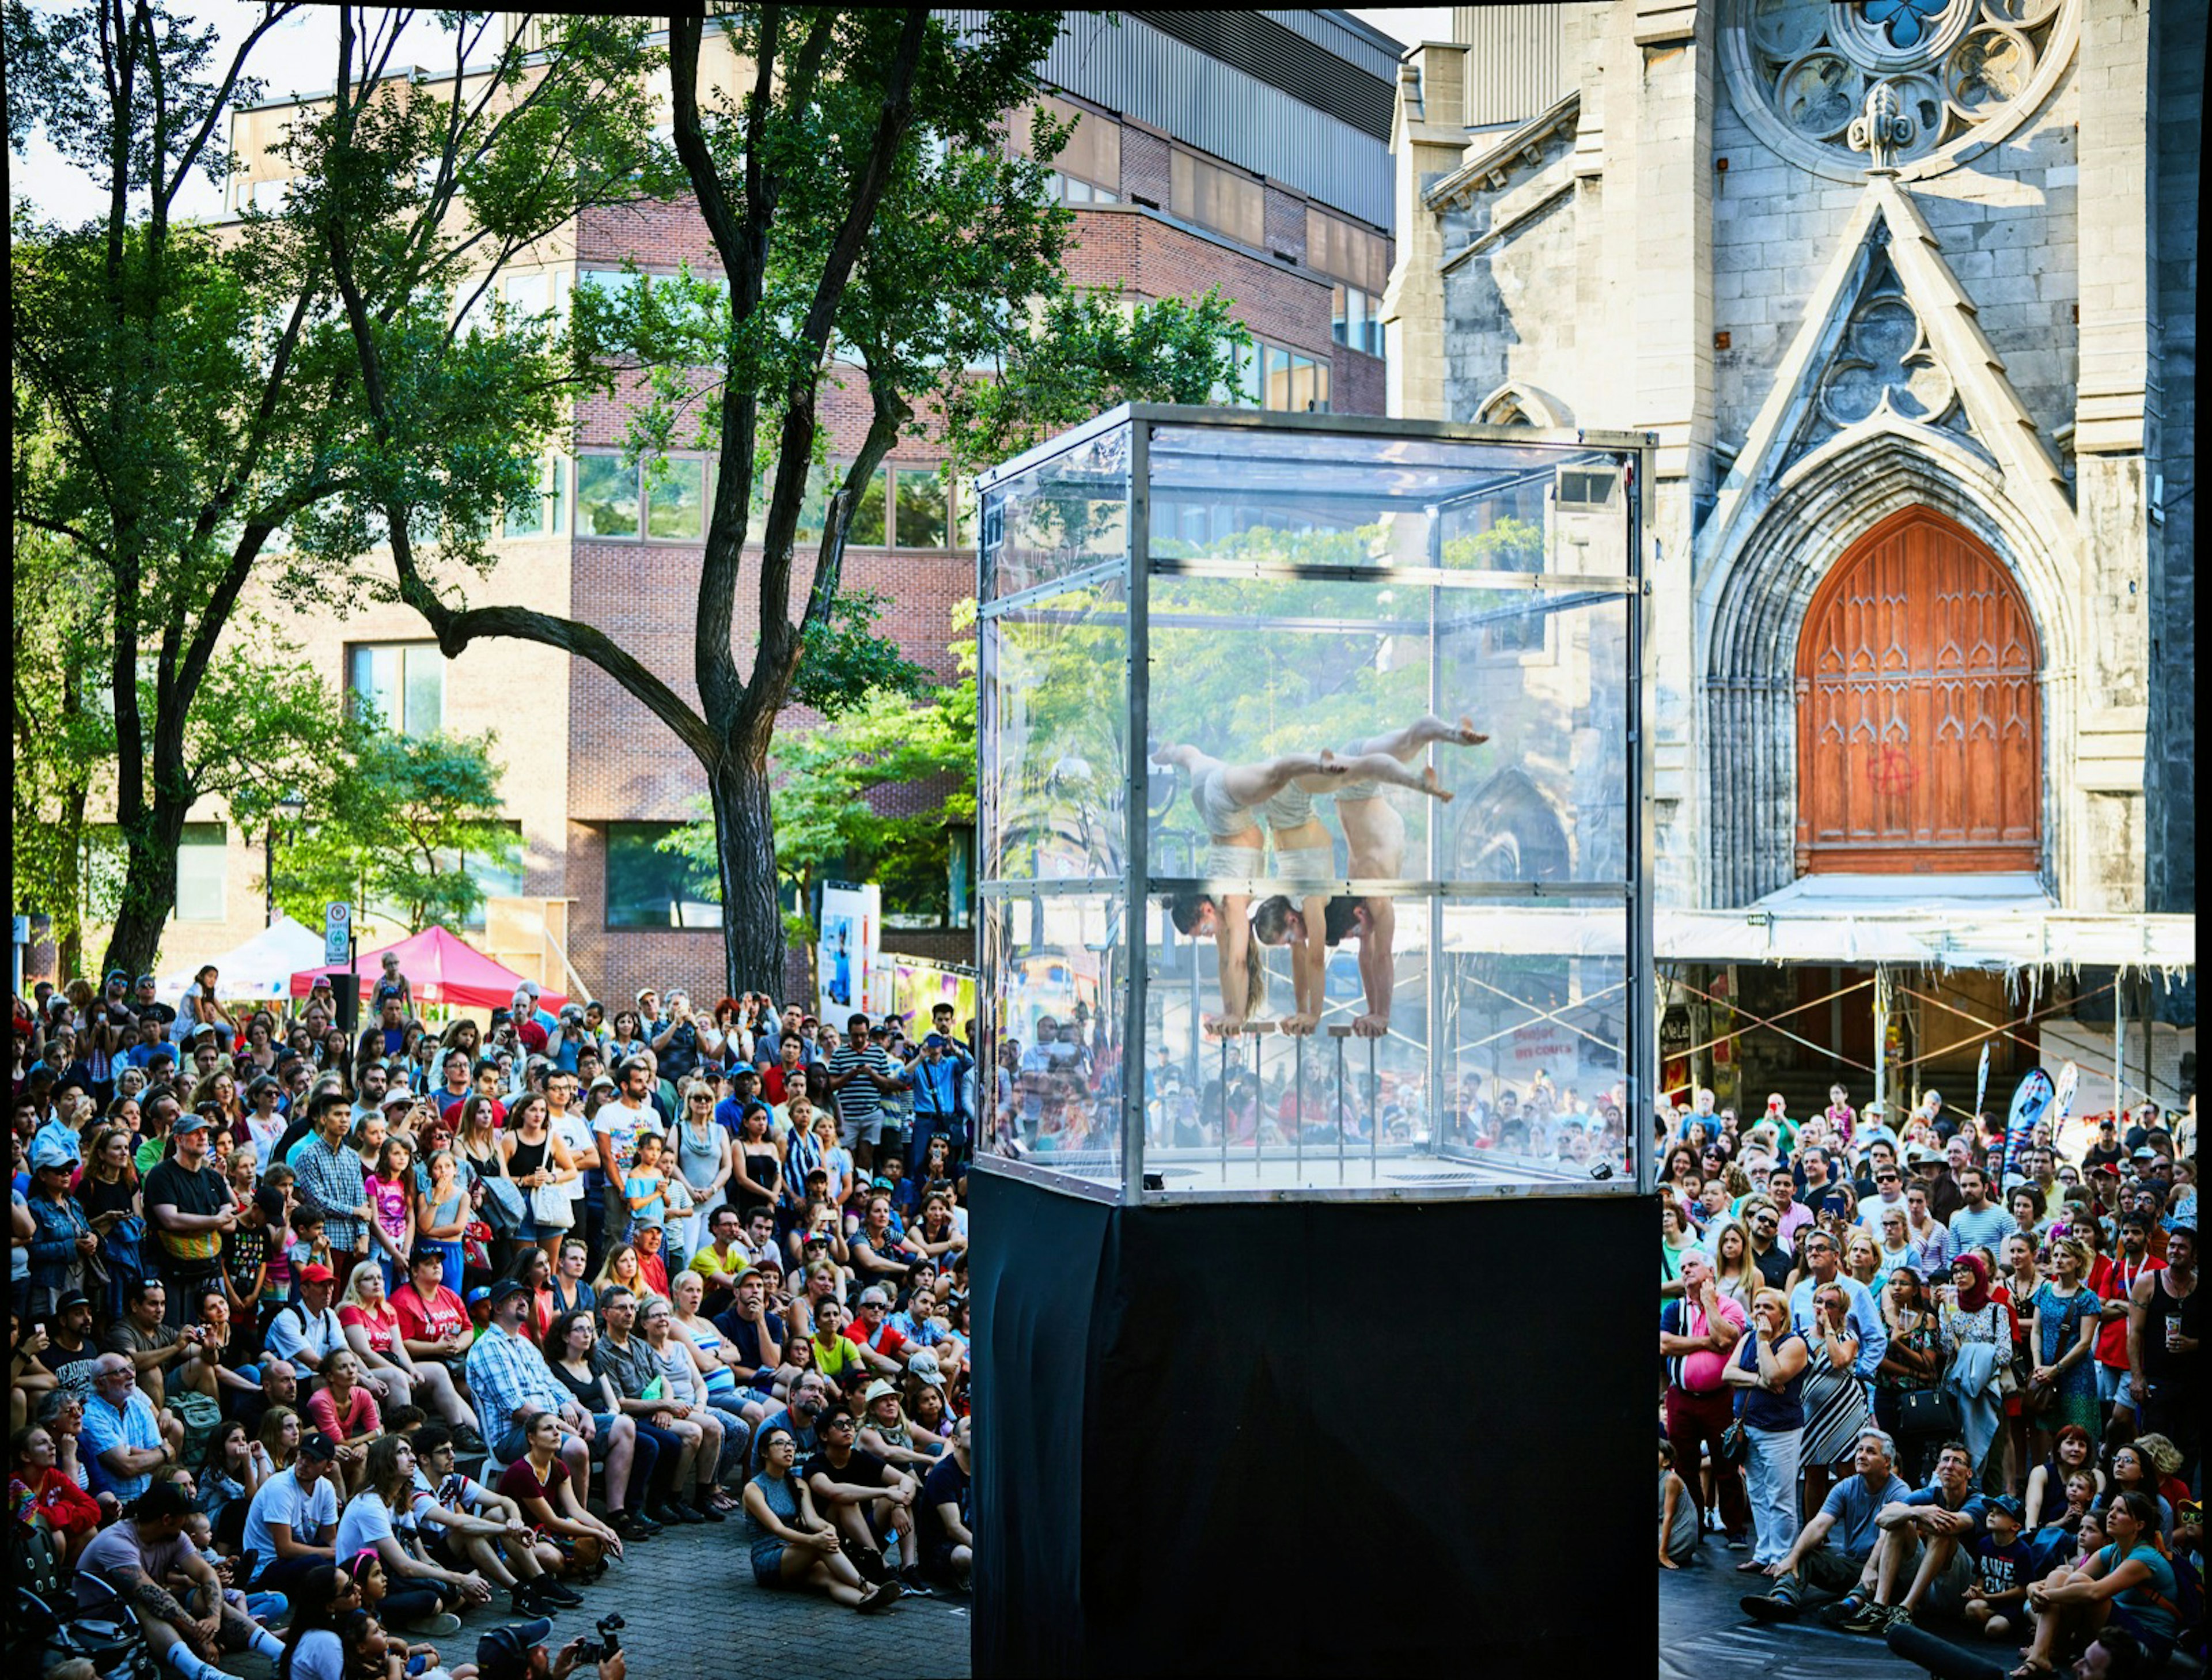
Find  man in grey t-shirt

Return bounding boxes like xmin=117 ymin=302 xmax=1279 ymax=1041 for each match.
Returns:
xmin=1743 ymin=1428 xmax=1914 ymax=1622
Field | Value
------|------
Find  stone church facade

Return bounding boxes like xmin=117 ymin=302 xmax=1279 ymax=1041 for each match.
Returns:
xmin=1385 ymin=0 xmax=2197 ymax=924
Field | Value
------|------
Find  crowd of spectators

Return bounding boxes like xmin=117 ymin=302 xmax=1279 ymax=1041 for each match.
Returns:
xmin=13 ymin=964 xmax=980 ymax=1675
xmin=1653 ymin=1081 xmax=2200 ymax=1677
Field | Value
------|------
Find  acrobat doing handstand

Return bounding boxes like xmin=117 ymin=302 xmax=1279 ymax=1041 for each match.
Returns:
xmin=1155 ymin=714 xmax=1485 ymax=1038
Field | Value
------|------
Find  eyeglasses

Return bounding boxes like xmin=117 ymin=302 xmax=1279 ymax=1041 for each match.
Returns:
xmin=823 ymin=1417 xmax=855 ymax=1431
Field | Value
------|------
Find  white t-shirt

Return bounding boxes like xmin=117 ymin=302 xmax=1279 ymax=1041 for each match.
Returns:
xmin=286 ymin=1629 xmax=346 ymax=1680
xmin=264 ymin=1303 xmax=348 ymax=1368
xmin=242 ymin=1469 xmax=338 ymax=1580
xmin=334 ymin=1489 xmax=414 ymax=1563
xmin=593 ymin=1099 xmax=659 ymax=1177
xmin=550 ymin=1108 xmax=595 ymax=1202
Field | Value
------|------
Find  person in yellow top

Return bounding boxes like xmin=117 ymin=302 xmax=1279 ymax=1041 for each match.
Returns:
xmin=809 ymin=1298 xmax=872 ymax=1398
xmin=685 ymin=1208 xmax=752 ymax=1308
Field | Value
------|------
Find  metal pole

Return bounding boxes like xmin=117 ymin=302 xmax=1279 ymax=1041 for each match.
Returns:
xmin=1251 ymin=1023 xmax=1269 ymax=1179
xmin=1369 ymin=1034 xmax=1380 ymax=1179
xmin=1294 ymin=1031 xmax=1306 ymax=1181
xmin=2112 ymin=974 xmax=2126 ymax=1118
xmin=1332 ymin=1026 xmax=1349 ymax=1184
xmin=1122 ymin=419 xmax=1151 ymax=1205
xmin=1426 ymin=510 xmax=1445 ymax=1157
xmin=1873 ymin=968 xmax=1888 ymax=1112
xmin=1625 ymin=442 xmax=1658 ymax=1195
xmin=1218 ymin=1032 xmax=1230 ymax=1183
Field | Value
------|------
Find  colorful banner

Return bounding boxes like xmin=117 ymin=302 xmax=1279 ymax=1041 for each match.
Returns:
xmin=816 ymin=884 xmax=882 ymax=1020
xmin=2004 ymin=1066 xmax=2054 ymax=1179
xmin=1974 ymin=1040 xmax=1993 ymax=1127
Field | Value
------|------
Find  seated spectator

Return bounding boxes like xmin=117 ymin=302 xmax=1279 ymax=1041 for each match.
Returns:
xmin=305 ymin=1351 xmax=383 ymax=1497
xmin=804 ymin=1400 xmax=921 ymax=1594
xmin=638 ymin=1293 xmax=738 ymax=1512
xmin=1657 ymin=1439 xmax=1698 ymax=1570
xmin=537 ymin=1310 xmax=655 ymax=1545
xmin=342 ymin=1552 xmax=464 ymax=1658
xmin=75 ymin=1478 xmax=291 ymax=1679
xmin=334 ymin=1435 xmax=491 ymax=1632
xmin=192 ymin=1417 xmax=273 ymax=1550
xmin=81 ymin=1350 xmax=184 ymax=1504
xmin=405 ymin=1423 xmax=580 ymax=1617
xmin=1823 ymin=1439 xmax=1986 ymax=1636
xmin=2012 ymin=1490 xmax=2181 ymax=1675
xmin=741 ymin=1424 xmax=892 ymax=1611
xmin=1960 ymin=1493 xmax=2033 ymax=1641
xmin=1743 ymin=1427 xmax=1915 ymax=1621
xmin=338 ymin=1258 xmax=475 ymax=1441
xmin=591 ymin=1287 xmax=713 ymax=1530
xmin=857 ymin=1376 xmax=945 ymax=1476
xmin=10 ymin=1421 xmax=104 ymax=1569
xmin=494 ymin=1411 xmax=623 ymax=1581
xmin=911 ymin=1412 xmax=973 ymax=1595
xmin=266 ymin=1263 xmax=352 ymax=1389
xmin=100 ymin=1274 xmax=188 ymax=1411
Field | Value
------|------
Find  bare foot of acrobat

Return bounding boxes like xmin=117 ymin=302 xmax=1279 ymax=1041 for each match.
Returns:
xmin=1419 ymin=766 xmax=1454 ymax=802
xmin=1424 ymin=713 xmax=1488 ymax=748
xmin=1316 ymin=749 xmax=1350 ymax=775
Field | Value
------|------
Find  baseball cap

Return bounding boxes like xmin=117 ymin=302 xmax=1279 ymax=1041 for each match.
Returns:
xmin=476 ymin=1618 xmax=555 ymax=1679
xmin=465 ymin=1286 xmax=492 ymax=1306
xmin=2132 ymin=1146 xmax=2158 ymax=1160
xmin=298 ymin=1263 xmax=337 ymax=1285
xmin=297 ymin=1431 xmax=339 ymax=1462
xmin=923 ymin=1032 xmax=951 ymax=1049
xmin=53 ymin=1289 xmax=90 ymax=1314
xmin=29 ymin=1136 xmax=79 ymax=1172
xmin=485 ymin=1277 xmax=531 ymax=1304
xmin=172 ymin=1110 xmax=214 ymax=1134
xmin=906 ymin=1349 xmax=947 ymax=1391
xmin=517 ymin=980 xmax=541 ymax=998
xmin=1986 ymin=1494 xmax=2025 ymax=1522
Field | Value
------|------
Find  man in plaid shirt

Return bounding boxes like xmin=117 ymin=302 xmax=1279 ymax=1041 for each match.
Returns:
xmin=290 ymin=1092 xmax=374 ymax=1263
xmin=465 ymin=1279 xmax=603 ymax=1500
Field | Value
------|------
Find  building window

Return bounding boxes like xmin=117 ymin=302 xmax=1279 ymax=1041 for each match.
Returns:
xmin=646 ymin=457 xmax=706 ymax=540
xmin=448 ymin=823 xmax=525 ymax=931
xmin=176 ymin=824 xmax=228 ymax=922
xmin=1331 ymin=284 xmax=1385 ymax=359
xmin=1171 ymin=150 xmax=1264 ymax=248
xmin=505 ymin=455 xmax=569 ymax=539
xmin=1306 ymin=208 xmax=1389 ymax=294
xmin=1010 ymin=94 xmax=1120 ymax=200
xmin=893 ymin=467 xmax=950 ymax=550
xmin=576 ymin=452 xmax=641 ymax=538
xmin=346 ymin=643 xmax=445 ymax=736
xmin=606 ymin=823 xmax=722 ymax=929
xmin=1262 ymin=339 xmax=1331 ymax=413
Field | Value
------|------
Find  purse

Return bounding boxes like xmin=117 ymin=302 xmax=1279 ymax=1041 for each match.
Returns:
xmin=528 ymin=1181 xmax=575 ymax=1230
xmin=1897 ymin=1386 xmax=1961 ymax=1435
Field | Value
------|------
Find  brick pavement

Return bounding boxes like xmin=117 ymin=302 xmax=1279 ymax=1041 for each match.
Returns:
xmin=216 ymin=1516 xmax=972 ymax=1680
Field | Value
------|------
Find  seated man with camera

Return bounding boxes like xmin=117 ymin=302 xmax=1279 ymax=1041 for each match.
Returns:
xmin=475 ymin=1613 xmax=626 ymax=1680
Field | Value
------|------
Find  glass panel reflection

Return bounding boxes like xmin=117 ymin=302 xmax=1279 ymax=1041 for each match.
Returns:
xmin=980 ymin=893 xmax=1125 ymax=1186
xmin=982 ymin=428 xmax=1131 ymax=599
xmin=981 ymin=577 xmax=1127 ymax=883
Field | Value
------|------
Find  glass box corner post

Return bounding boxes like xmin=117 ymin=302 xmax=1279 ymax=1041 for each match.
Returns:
xmin=1626 ymin=443 xmax=1655 ymax=1195
xmin=1123 ymin=420 xmax=1151 ymax=1204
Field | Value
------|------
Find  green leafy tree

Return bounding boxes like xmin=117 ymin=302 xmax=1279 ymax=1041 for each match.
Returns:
xmin=8 ymin=2 xmax=661 ymax=978
xmin=321 ymin=8 xmax=1246 ymax=996
xmin=268 ymin=716 xmax=520 ymax=933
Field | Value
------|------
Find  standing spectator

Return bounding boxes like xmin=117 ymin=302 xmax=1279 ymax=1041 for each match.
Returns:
xmin=2025 ymin=1233 xmax=2103 ymax=1462
xmin=1870 ymin=1266 xmax=1946 ymax=1485
xmin=1937 ymin=1253 xmax=2015 ymax=1489
xmin=371 ymin=953 xmax=413 ymax=1018
xmin=145 ymin=1110 xmax=237 ymax=1329
xmin=2125 ymin=1222 xmax=2198 ymax=1482
xmin=1723 ymin=1288 xmax=1810 ymax=1573
xmin=1948 ymin=1165 xmax=2017 ymax=1257
xmin=1660 ymin=1251 xmax=1749 ymax=1552
xmin=294 ymin=1095 xmax=380 ymax=1272
xmin=24 ymin=1134 xmax=95 ymax=1316
xmin=827 ymin=1013 xmax=907 ymax=1178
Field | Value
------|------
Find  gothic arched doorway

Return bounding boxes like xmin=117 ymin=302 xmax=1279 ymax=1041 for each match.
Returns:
xmin=1794 ymin=506 xmax=2041 ymax=873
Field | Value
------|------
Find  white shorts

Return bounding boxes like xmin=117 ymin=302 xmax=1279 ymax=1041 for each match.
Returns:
xmin=1202 ymin=843 xmax=1264 ymax=880
xmin=1273 ymin=845 xmax=1336 ymax=883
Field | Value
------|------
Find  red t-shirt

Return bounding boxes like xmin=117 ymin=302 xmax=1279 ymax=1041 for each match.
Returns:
xmin=514 ymin=1020 xmax=550 ymax=1055
xmin=338 ymin=1302 xmax=400 ymax=1357
xmin=847 ymin=1319 xmax=908 ymax=1361
xmin=497 ymin=1455 xmax=569 ymax=1509
xmin=391 ymin=1282 xmax=470 ymax=1347
xmin=636 ymin=1253 xmax=670 ymax=1302
xmin=306 ymin=1384 xmax=381 ymax=1441
xmin=2094 ymin=1251 xmax=2164 ymax=1368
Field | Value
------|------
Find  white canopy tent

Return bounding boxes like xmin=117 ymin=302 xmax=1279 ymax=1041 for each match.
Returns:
xmin=157 ymin=914 xmax=329 ymax=1001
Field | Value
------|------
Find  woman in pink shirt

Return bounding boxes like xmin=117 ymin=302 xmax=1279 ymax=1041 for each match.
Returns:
xmin=305 ymin=1348 xmax=382 ymax=1495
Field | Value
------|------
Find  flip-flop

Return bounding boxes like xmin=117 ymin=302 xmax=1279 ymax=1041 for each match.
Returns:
xmin=1735 ymin=1558 xmax=1768 ymax=1573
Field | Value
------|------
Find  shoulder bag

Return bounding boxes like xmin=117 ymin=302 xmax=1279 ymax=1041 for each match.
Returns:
xmin=528 ymin=1180 xmax=575 ymax=1230
xmin=480 ymin=1172 xmax=526 ymax=1235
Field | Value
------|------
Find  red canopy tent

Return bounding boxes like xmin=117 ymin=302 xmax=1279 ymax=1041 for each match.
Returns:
xmin=289 ymin=926 xmax=567 ymax=1012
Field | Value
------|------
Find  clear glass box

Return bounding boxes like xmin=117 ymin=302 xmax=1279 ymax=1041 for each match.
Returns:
xmin=974 ymin=407 xmax=1655 ymax=1204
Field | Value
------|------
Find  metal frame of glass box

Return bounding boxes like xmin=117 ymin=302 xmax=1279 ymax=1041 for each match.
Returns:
xmin=972 ymin=405 xmax=1656 ymax=1206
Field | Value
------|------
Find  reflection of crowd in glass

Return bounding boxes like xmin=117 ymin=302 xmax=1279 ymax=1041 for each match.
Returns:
xmin=1654 ymin=1080 xmax=2200 ymax=1675
xmin=13 ymin=968 xmax=981 ymax=1677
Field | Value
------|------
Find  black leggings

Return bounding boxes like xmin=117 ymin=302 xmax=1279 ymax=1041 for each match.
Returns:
xmin=377 ymin=1581 xmax=453 ymax=1626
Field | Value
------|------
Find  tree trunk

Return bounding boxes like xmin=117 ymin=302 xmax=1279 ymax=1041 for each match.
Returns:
xmin=100 ymin=796 xmax=187 ymax=981
xmin=709 ymin=750 xmax=786 ymax=998
xmin=57 ymin=781 xmax=89 ymax=981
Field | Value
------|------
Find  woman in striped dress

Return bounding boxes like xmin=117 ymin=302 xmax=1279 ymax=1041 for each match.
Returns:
xmin=1796 ymin=1279 xmax=1874 ymax=1516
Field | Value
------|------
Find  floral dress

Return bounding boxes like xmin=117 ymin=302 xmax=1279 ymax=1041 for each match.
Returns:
xmin=2028 ymin=1280 xmax=2102 ymax=1438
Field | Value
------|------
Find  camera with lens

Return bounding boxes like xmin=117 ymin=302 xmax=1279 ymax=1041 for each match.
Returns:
xmin=574 ymin=1614 xmax=624 ymax=1663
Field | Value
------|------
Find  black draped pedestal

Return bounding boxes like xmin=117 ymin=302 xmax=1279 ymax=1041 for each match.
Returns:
xmin=969 ymin=1166 xmax=1654 ymax=1677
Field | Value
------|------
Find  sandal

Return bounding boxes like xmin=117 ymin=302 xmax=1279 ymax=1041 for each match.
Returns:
xmin=1735 ymin=1558 xmax=1768 ymax=1573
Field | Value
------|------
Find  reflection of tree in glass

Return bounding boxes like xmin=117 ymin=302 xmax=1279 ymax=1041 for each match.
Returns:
xmin=990 ymin=584 xmax=1128 ymax=879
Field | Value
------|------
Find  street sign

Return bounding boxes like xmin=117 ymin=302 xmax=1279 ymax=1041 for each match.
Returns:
xmin=324 ymin=901 xmax=351 ymax=967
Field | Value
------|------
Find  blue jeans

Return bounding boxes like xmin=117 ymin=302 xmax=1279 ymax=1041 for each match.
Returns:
xmin=1743 ymin=1424 xmax=1803 ymax=1566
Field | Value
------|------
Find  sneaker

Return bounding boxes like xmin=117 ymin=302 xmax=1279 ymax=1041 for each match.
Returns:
xmin=1819 ymin=1594 xmax=1869 ymax=1629
xmin=691 ymin=1497 xmax=726 ymax=1524
xmin=1836 ymin=1597 xmax=1890 ymax=1636
xmin=1725 ymin=1532 xmax=1750 ymax=1552
xmin=609 ymin=1510 xmax=652 ymax=1542
xmin=899 ymin=1569 xmax=936 ymax=1598
xmin=1741 ymin=1586 xmax=1800 ymax=1623
xmin=654 ymin=1500 xmax=704 ymax=1526
xmin=1883 ymin=1605 xmax=1914 ymax=1632
xmin=532 ymin=1577 xmax=585 ymax=1609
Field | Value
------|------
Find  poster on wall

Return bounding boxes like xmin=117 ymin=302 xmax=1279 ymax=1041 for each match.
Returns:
xmin=869 ymin=955 xmax=980 ymax=1040
xmin=816 ymin=884 xmax=882 ymax=1020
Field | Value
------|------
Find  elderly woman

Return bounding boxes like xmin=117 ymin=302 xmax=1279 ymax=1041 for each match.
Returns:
xmin=1722 ymin=1287 xmax=1810 ymax=1572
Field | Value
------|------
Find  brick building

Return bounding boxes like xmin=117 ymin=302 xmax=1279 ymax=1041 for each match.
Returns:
xmin=89 ymin=10 xmax=1400 ymax=1011
xmin=1385 ymin=2 xmax=2195 ymax=1117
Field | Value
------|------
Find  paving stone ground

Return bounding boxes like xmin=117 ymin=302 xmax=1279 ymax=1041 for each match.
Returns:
xmin=216 ymin=1513 xmax=972 ymax=1680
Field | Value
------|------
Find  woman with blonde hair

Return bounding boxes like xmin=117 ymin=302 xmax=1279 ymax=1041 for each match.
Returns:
xmin=1842 ymin=1230 xmax=1882 ymax=1292
xmin=590 ymin=1240 xmax=645 ymax=1300
xmin=1721 ymin=1287 xmax=1810 ymax=1571
xmin=1709 ymin=1218 xmax=1759 ymax=1314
